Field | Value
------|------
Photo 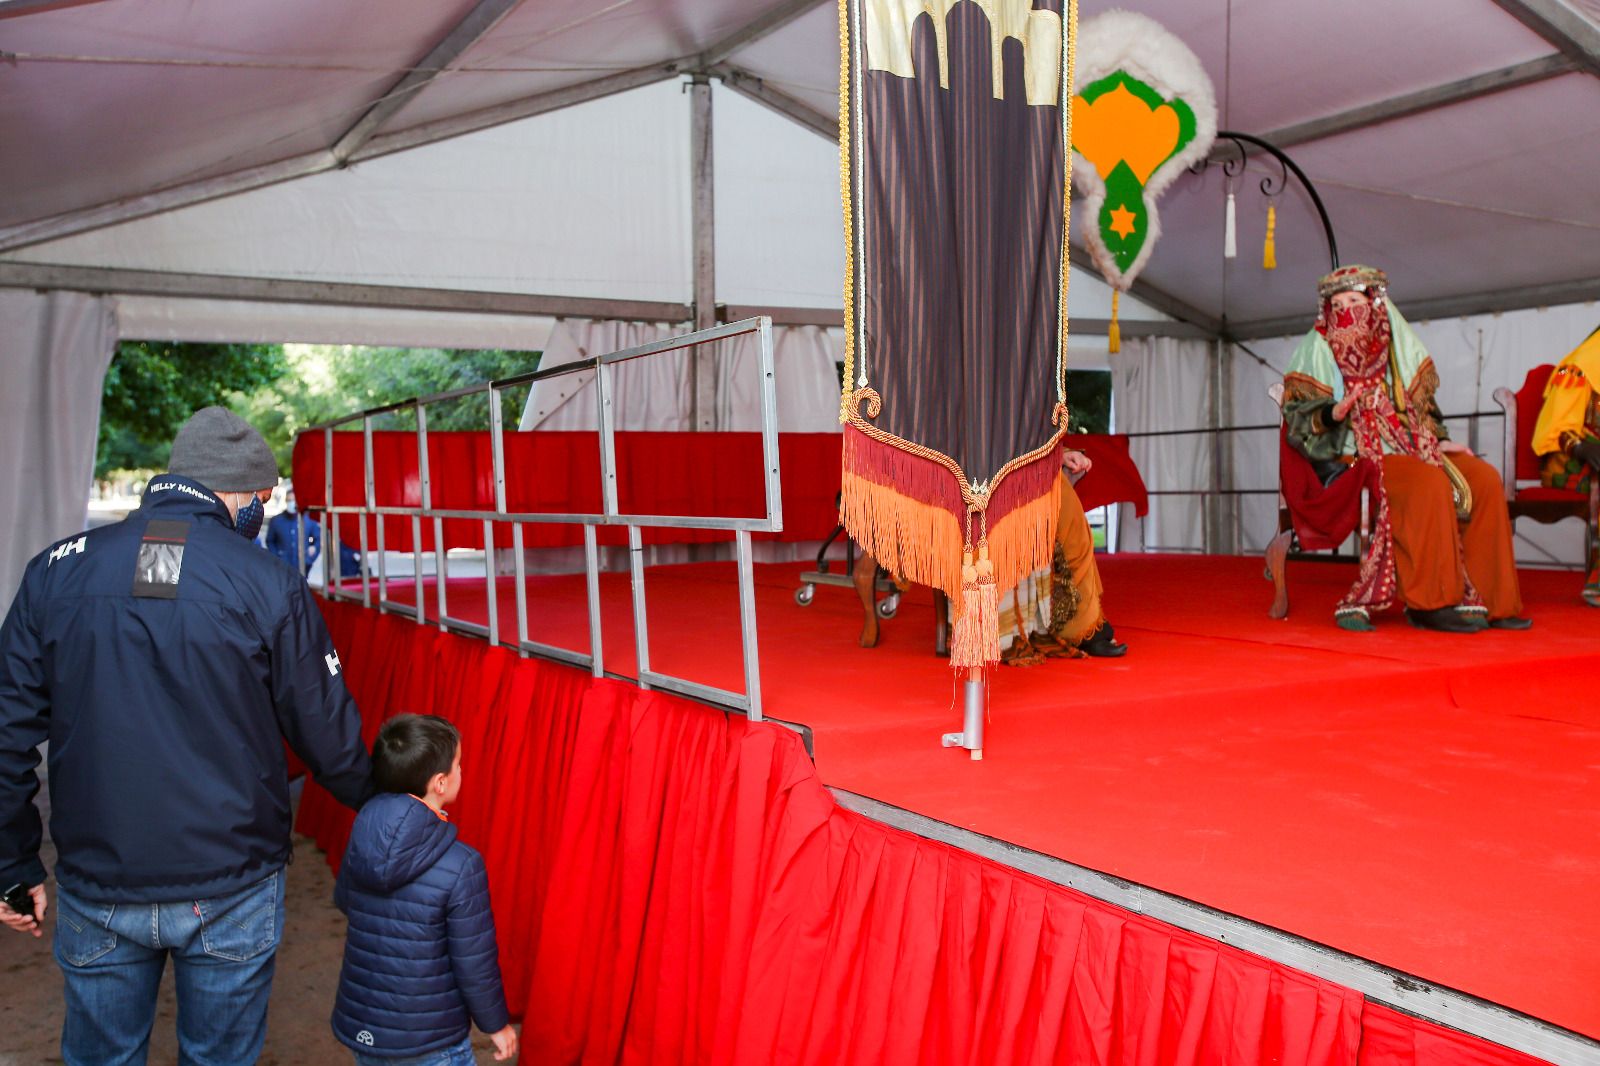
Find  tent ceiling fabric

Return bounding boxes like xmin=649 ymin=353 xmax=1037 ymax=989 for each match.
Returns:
xmin=0 ymin=0 xmax=1596 ymax=330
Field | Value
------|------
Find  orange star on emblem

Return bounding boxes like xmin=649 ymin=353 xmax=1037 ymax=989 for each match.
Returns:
xmin=1108 ymin=204 xmax=1138 ymax=240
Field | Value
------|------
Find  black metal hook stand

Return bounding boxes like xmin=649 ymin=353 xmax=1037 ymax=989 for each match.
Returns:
xmin=1191 ymin=130 xmax=1339 ymax=271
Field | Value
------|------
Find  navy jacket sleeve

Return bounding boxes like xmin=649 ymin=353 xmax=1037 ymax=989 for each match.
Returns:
xmin=0 ymin=562 xmax=50 ymax=887
xmin=269 ymin=580 xmax=373 ymax=810
xmin=445 ymin=849 xmax=510 ymax=1035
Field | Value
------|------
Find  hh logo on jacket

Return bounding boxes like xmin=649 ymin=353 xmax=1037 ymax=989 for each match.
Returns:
xmin=48 ymin=537 xmax=86 ymax=565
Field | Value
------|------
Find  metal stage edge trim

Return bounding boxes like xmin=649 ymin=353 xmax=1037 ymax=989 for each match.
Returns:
xmin=829 ymin=789 xmax=1600 ymax=1066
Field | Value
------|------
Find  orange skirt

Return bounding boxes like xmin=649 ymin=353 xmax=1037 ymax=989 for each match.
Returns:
xmin=1054 ymin=478 xmax=1105 ymax=643
xmin=1382 ymin=452 xmax=1521 ymax=618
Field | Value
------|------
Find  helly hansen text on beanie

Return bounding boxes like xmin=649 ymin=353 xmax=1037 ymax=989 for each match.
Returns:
xmin=167 ymin=406 xmax=279 ymax=492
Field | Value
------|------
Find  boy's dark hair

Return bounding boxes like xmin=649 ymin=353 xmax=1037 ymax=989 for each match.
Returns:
xmin=372 ymin=714 xmax=460 ymax=797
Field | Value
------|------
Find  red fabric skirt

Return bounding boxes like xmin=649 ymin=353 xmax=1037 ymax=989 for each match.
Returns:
xmin=296 ymin=599 xmax=1547 ymax=1066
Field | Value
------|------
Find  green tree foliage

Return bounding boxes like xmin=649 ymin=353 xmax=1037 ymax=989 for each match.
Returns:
xmin=99 ymin=342 xmax=541 ymax=478
xmin=97 ymin=342 xmax=289 ymax=476
xmin=308 ymin=346 xmax=541 ymax=431
xmin=1066 ymin=369 xmax=1112 ymax=434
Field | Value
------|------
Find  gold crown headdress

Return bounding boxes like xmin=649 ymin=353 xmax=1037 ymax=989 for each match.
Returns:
xmin=1317 ymin=264 xmax=1387 ymax=300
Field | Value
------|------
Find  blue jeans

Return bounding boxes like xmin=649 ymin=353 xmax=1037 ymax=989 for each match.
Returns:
xmin=53 ymin=870 xmax=286 ymax=1066
xmin=353 ymin=1034 xmax=475 ymax=1065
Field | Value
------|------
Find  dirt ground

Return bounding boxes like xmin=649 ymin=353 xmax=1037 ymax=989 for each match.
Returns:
xmin=0 ymin=779 xmax=506 ymax=1065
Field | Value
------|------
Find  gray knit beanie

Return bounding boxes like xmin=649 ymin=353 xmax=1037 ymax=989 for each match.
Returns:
xmin=168 ymin=406 xmax=279 ymax=492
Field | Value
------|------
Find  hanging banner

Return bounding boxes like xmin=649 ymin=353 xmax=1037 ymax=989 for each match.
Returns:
xmin=839 ymin=0 xmax=1077 ymax=669
xmin=1070 ymin=10 xmax=1217 ymax=294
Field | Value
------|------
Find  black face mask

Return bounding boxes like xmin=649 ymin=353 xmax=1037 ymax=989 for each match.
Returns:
xmin=235 ymin=495 xmax=265 ymax=540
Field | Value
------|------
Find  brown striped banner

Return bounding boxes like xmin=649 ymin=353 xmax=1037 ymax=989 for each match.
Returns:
xmin=839 ymin=0 xmax=1075 ymax=668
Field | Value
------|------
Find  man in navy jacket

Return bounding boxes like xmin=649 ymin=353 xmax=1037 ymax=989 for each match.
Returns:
xmin=0 ymin=407 xmax=373 ymax=1065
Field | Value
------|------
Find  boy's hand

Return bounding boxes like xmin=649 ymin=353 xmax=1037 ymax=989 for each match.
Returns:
xmin=490 ymin=1024 xmax=518 ymax=1061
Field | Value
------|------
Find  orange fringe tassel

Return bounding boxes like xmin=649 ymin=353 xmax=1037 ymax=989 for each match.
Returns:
xmin=950 ymin=544 xmax=1001 ymax=669
xmin=840 ymin=470 xmax=965 ymax=599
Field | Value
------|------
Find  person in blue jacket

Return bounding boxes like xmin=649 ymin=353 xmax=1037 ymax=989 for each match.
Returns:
xmin=332 ymin=714 xmax=517 ymax=1063
xmin=0 ymin=406 xmax=373 ymax=1065
xmin=265 ymin=484 xmax=321 ymax=572
xmin=265 ymin=485 xmax=362 ymax=579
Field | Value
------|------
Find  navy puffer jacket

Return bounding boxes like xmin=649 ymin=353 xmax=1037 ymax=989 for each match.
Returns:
xmin=332 ymin=793 xmax=510 ymax=1058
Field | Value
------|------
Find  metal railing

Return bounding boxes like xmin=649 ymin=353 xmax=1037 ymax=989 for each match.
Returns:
xmin=1117 ymin=409 xmax=1510 ymax=554
xmin=307 ymin=317 xmax=783 ymax=721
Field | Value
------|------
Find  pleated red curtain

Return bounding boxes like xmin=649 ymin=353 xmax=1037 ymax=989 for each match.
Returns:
xmin=295 ymin=601 xmax=1549 ymax=1066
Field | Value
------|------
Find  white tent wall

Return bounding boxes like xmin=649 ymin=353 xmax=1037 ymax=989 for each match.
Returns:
xmin=9 ymin=82 xmax=696 ymax=302
xmin=521 ymin=319 xmax=842 ymax=433
xmin=1226 ymin=300 xmax=1600 ymax=569
xmin=1111 ymin=336 xmax=1215 ymax=553
xmin=0 ymin=290 xmax=117 ymax=612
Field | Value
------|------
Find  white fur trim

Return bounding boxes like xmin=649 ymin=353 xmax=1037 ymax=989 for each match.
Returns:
xmin=1071 ymin=10 xmax=1218 ymax=291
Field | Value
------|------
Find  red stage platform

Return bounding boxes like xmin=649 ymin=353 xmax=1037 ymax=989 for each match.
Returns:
xmin=365 ymin=553 xmax=1600 ymax=1048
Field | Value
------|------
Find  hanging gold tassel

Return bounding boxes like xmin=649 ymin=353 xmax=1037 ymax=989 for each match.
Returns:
xmin=1107 ymin=289 xmax=1121 ymax=354
xmin=951 ymin=542 xmax=1000 ymax=669
xmin=1263 ymin=203 xmax=1278 ymax=270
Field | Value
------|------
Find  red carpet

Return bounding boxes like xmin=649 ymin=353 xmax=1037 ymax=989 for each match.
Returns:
xmin=365 ymin=553 xmax=1600 ymax=1043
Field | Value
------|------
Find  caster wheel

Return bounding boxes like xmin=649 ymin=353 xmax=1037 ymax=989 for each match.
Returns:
xmin=877 ymin=592 xmax=900 ymax=619
xmin=794 ymin=584 xmax=815 ymax=606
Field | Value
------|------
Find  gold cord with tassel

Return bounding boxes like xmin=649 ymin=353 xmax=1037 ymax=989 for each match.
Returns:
xmin=1263 ymin=202 xmax=1277 ymax=270
xmin=1107 ymin=289 xmax=1121 ymax=354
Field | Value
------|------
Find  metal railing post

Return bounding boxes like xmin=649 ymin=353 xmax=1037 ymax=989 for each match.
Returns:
xmin=584 ymin=524 xmax=604 ymax=678
xmin=735 ymin=529 xmax=762 ymax=721
xmin=627 ymin=525 xmax=650 ymax=687
xmin=323 ymin=427 xmax=337 ymax=597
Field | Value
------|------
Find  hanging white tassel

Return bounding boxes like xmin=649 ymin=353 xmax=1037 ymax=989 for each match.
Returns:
xmin=1223 ymin=189 xmax=1238 ymax=259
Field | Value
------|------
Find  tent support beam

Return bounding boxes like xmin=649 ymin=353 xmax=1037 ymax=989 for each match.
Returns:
xmin=1066 ymin=245 xmax=1224 ymax=336
xmin=1229 ymin=275 xmax=1600 ymax=340
xmin=720 ymin=304 xmax=1214 ymax=339
xmin=696 ymin=0 xmax=829 ymax=69
xmin=330 ymin=0 xmax=525 ymax=163
xmin=0 ymin=0 xmax=115 ymax=18
xmin=0 ymin=262 xmax=691 ymax=322
xmin=1489 ymin=0 xmax=1600 ymax=78
xmin=690 ymin=74 xmax=717 ymax=429
xmin=0 ymin=61 xmax=684 ymax=255
xmin=1212 ymin=53 xmax=1576 ymax=160
xmin=712 ymin=65 xmax=838 ymax=141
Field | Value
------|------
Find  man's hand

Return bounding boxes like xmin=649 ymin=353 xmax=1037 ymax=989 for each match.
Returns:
xmin=1437 ymin=439 xmax=1470 ymax=455
xmin=489 ymin=1024 xmax=519 ymax=1062
xmin=1572 ymin=437 xmax=1600 ymax=471
xmin=0 ymin=884 xmax=48 ymax=938
xmin=1332 ymin=384 xmax=1368 ymax=421
xmin=1063 ymin=450 xmax=1092 ymax=477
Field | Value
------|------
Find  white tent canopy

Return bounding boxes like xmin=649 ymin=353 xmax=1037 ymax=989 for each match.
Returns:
xmin=3 ymin=0 xmax=1599 ymax=605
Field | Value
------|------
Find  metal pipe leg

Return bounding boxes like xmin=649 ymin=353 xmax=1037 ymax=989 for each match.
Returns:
xmin=940 ymin=668 xmax=985 ymax=760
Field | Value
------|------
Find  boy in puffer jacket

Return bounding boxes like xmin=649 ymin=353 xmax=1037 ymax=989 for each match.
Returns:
xmin=331 ymin=714 xmax=518 ymax=1063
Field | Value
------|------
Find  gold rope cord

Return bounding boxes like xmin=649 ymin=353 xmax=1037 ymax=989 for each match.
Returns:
xmin=838 ymin=0 xmax=857 ymax=424
xmin=1057 ymin=0 xmax=1077 ymax=404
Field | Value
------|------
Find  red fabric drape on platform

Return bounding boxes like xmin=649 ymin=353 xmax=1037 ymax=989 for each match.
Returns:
xmin=1071 ymin=433 xmax=1150 ymax=517
xmin=1279 ymin=426 xmax=1383 ymax=552
xmin=295 ymin=600 xmax=1547 ymax=1066
xmin=290 ymin=431 xmax=846 ymax=550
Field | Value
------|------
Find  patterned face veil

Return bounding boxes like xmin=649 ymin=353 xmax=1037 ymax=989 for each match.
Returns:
xmin=1314 ymin=264 xmax=1392 ymax=371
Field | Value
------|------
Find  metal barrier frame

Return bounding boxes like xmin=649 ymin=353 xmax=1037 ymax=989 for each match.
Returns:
xmin=308 ymin=317 xmax=782 ymax=721
xmin=1119 ymin=409 xmax=1516 ymax=555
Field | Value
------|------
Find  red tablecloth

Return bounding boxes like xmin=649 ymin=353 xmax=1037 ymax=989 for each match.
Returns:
xmin=290 ymin=430 xmax=1149 ymax=550
xmin=291 ymin=430 xmax=846 ymax=549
